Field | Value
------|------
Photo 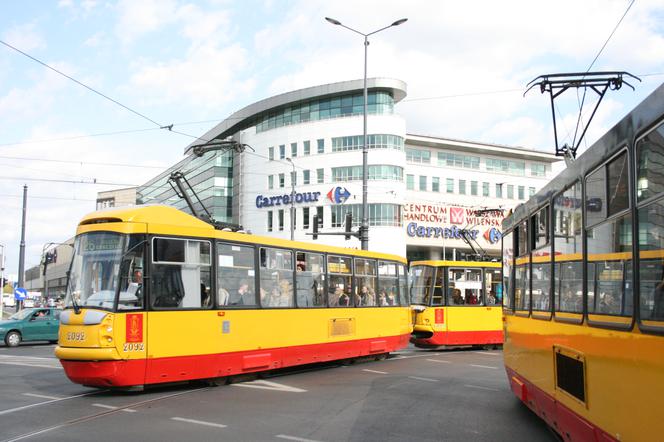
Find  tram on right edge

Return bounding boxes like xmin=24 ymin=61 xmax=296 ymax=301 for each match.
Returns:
xmin=501 ymin=82 xmax=664 ymax=441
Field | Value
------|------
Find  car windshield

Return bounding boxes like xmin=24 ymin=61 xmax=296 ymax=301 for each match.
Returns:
xmin=9 ymin=309 xmax=35 ymax=320
xmin=65 ymin=232 xmax=145 ymax=311
xmin=410 ymin=265 xmax=434 ymax=305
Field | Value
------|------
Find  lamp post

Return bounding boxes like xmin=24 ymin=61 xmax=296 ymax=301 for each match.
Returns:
xmin=0 ymin=244 xmax=5 ymax=319
xmin=286 ymin=157 xmax=296 ymax=241
xmin=325 ymin=16 xmax=407 ymax=250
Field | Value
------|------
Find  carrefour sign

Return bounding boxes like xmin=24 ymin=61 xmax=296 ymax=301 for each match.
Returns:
xmin=256 ymin=191 xmax=321 ymax=208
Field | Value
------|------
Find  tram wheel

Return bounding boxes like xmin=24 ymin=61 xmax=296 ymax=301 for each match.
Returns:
xmin=205 ymin=377 xmax=229 ymax=387
xmin=374 ymin=353 xmax=388 ymax=361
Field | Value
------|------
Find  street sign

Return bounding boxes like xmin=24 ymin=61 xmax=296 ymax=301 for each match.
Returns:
xmin=14 ymin=287 xmax=27 ymax=300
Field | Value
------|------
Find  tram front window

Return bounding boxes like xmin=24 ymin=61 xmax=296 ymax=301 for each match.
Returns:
xmin=65 ymin=232 xmax=145 ymax=311
xmin=410 ymin=266 xmax=434 ymax=305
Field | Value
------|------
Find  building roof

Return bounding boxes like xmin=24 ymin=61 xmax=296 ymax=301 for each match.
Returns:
xmin=184 ymin=78 xmax=408 ymax=154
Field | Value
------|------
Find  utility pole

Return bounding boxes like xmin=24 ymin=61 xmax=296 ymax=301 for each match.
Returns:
xmin=286 ymin=158 xmax=295 ymax=241
xmin=17 ymin=185 xmax=27 ymax=310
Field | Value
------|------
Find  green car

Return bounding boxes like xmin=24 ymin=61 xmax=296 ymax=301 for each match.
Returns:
xmin=0 ymin=308 xmax=61 ymax=347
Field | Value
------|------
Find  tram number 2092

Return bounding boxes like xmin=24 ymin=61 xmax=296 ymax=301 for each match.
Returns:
xmin=123 ymin=342 xmax=144 ymax=352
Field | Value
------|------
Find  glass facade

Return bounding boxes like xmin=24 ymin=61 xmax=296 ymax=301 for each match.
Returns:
xmin=486 ymin=158 xmax=525 ymax=175
xmin=332 ymin=134 xmax=404 ymax=152
xmin=331 ymin=204 xmax=402 ymax=227
xmin=406 ymin=148 xmax=431 ymax=163
xmin=332 ymin=165 xmax=403 ymax=182
xmin=437 ymin=152 xmax=480 ymax=169
xmin=256 ymin=91 xmax=394 ymax=133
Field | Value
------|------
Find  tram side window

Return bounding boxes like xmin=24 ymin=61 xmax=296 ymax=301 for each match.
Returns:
xmin=636 ymin=121 xmax=664 ymax=202
xmin=432 ymin=268 xmax=445 ymax=306
xmin=377 ymin=261 xmax=399 ymax=306
xmin=586 ymin=214 xmax=633 ymax=316
xmin=151 ymin=238 xmax=212 ymax=309
xmin=410 ymin=266 xmax=434 ymax=306
xmin=502 ymin=231 xmax=514 ymax=310
xmin=260 ymin=248 xmax=294 ymax=308
xmin=448 ymin=268 xmax=483 ymax=305
xmin=217 ymin=242 xmax=256 ymax=307
xmin=397 ymin=264 xmax=408 ymax=306
xmin=117 ymin=235 xmax=146 ymax=310
xmin=296 ymin=252 xmax=325 ymax=307
xmin=638 ymin=198 xmax=664 ymax=321
xmin=586 ymin=167 xmax=607 ymax=227
xmin=553 ymin=182 xmax=583 ymax=313
xmin=485 ymin=269 xmax=502 ymax=305
xmin=355 ymin=259 xmax=377 ymax=306
xmin=514 ymin=222 xmax=530 ymax=311
xmin=328 ymin=255 xmax=352 ymax=307
xmin=531 ymin=206 xmax=551 ymax=312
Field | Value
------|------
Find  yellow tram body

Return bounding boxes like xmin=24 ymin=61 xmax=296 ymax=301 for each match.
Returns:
xmin=410 ymin=260 xmax=503 ymax=348
xmin=56 ymin=205 xmax=411 ymax=388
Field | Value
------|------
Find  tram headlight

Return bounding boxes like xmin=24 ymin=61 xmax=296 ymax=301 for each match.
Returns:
xmin=106 ymin=327 xmax=112 ymax=333
xmin=107 ymin=337 xmax=113 ymax=343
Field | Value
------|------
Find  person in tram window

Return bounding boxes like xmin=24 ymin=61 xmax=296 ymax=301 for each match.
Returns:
xmin=231 ymin=279 xmax=252 ymax=305
xmin=466 ymin=289 xmax=478 ymax=305
xmin=452 ymin=288 xmax=464 ymax=305
xmin=218 ymin=286 xmax=230 ymax=306
xmin=488 ymin=291 xmax=497 ymax=305
xmin=378 ymin=289 xmax=389 ymax=306
xmin=336 ymin=287 xmax=349 ymax=306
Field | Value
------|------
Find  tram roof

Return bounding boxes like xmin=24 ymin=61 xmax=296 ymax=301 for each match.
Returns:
xmin=503 ymin=81 xmax=664 ymax=231
xmin=77 ymin=204 xmax=407 ymax=263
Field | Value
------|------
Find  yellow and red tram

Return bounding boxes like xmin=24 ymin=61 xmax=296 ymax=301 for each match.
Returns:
xmin=502 ymin=82 xmax=664 ymax=441
xmin=55 ymin=205 xmax=411 ymax=389
xmin=410 ymin=260 xmax=503 ymax=348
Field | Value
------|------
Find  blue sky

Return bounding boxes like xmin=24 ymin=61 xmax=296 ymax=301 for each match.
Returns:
xmin=1 ymin=0 xmax=664 ymax=279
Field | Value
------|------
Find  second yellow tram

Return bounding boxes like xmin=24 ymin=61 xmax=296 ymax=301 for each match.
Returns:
xmin=410 ymin=260 xmax=503 ymax=348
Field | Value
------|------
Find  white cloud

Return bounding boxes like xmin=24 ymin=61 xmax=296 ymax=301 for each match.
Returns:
xmin=115 ymin=0 xmax=179 ymax=44
xmin=2 ymin=23 xmax=45 ymax=52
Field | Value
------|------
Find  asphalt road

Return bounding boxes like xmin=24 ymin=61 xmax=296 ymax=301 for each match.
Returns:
xmin=0 ymin=343 xmax=556 ymax=442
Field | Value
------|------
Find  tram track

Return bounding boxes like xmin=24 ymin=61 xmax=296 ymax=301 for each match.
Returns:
xmin=1 ymin=386 xmax=211 ymax=442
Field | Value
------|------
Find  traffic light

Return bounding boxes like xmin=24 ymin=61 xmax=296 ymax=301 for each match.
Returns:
xmin=312 ymin=214 xmax=319 ymax=240
xmin=344 ymin=212 xmax=353 ymax=240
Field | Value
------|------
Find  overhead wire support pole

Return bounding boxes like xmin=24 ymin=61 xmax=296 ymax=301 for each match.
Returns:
xmin=524 ymin=71 xmax=640 ymax=159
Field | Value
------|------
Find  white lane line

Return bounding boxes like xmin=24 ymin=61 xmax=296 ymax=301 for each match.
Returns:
xmin=232 ymin=380 xmax=307 ymax=393
xmin=473 ymin=351 xmax=502 ymax=356
xmin=171 ymin=417 xmax=227 ymax=428
xmin=23 ymin=393 xmax=62 ymax=400
xmin=93 ymin=403 xmax=137 ymax=412
xmin=0 ymin=390 xmax=101 ymax=416
xmin=0 ymin=361 xmax=62 ymax=369
xmin=408 ymin=376 xmax=439 ymax=382
xmin=276 ymin=435 xmax=322 ymax=442
xmin=464 ymin=384 xmax=500 ymax=392
xmin=426 ymin=359 xmax=451 ymax=364
xmin=362 ymin=369 xmax=387 ymax=374
xmin=470 ymin=364 xmax=499 ymax=370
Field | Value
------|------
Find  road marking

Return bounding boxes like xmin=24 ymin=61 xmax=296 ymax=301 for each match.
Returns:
xmin=408 ymin=376 xmax=439 ymax=382
xmin=473 ymin=351 xmax=502 ymax=356
xmin=23 ymin=393 xmax=62 ymax=400
xmin=232 ymin=380 xmax=307 ymax=393
xmin=171 ymin=417 xmax=227 ymax=428
xmin=0 ymin=355 xmax=62 ymax=369
xmin=0 ymin=390 xmax=101 ymax=416
xmin=470 ymin=364 xmax=499 ymax=370
xmin=464 ymin=384 xmax=500 ymax=392
xmin=93 ymin=403 xmax=137 ymax=412
xmin=276 ymin=435 xmax=322 ymax=442
xmin=426 ymin=359 xmax=451 ymax=364
xmin=362 ymin=369 xmax=387 ymax=374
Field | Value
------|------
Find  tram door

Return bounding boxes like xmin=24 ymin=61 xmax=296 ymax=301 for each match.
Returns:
xmin=430 ymin=268 xmax=447 ymax=334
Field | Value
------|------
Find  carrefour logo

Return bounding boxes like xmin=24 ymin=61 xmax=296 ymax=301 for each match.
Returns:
xmin=483 ymin=227 xmax=502 ymax=244
xmin=327 ymin=186 xmax=351 ymax=204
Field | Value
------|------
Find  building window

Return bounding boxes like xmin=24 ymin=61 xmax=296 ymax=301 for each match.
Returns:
xmin=529 ymin=187 xmax=536 ymax=197
xmin=268 ymin=175 xmax=274 ymax=190
xmin=303 ymin=140 xmax=310 ymax=155
xmin=446 ymin=178 xmax=454 ymax=193
xmin=507 ymin=185 xmax=514 ymax=199
xmin=96 ymin=198 xmax=115 ymax=210
xmin=432 ymin=177 xmax=440 ymax=192
xmin=331 ymin=204 xmax=402 ymax=227
xmin=531 ymin=163 xmax=546 ymax=177
xmin=279 ymin=173 xmax=285 ymax=188
xmin=437 ymin=152 xmax=480 ymax=169
xmin=419 ymin=176 xmax=427 ymax=191
xmin=486 ymin=158 xmax=525 ymax=175
xmin=471 ymin=181 xmax=478 ymax=196
xmin=496 ymin=183 xmax=503 ymax=198
xmin=483 ymin=182 xmax=490 ymax=197
xmin=317 ymin=139 xmax=324 ymax=154
xmin=269 ymin=147 xmax=274 ymax=161
xmin=316 ymin=206 xmax=323 ymax=228
xmin=279 ymin=145 xmax=285 ymax=160
xmin=303 ymin=170 xmax=310 ymax=185
xmin=332 ymin=165 xmax=403 ymax=182
xmin=291 ymin=142 xmax=297 ymax=157
xmin=317 ymin=168 xmax=324 ymax=184
xmin=406 ymin=148 xmax=431 ymax=163
xmin=331 ymin=134 xmax=404 ymax=152
xmin=278 ymin=210 xmax=284 ymax=231
xmin=267 ymin=211 xmax=273 ymax=232
xmin=303 ymin=207 xmax=310 ymax=230
xmin=459 ymin=180 xmax=466 ymax=195
xmin=407 ymin=175 xmax=415 ymax=190
xmin=518 ymin=185 xmax=525 ymax=200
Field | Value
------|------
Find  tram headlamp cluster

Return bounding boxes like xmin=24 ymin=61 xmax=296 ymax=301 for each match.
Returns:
xmin=106 ymin=327 xmax=112 ymax=333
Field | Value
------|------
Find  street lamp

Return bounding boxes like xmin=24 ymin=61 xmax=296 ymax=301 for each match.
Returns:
xmin=325 ymin=16 xmax=407 ymax=250
xmin=0 ymin=244 xmax=5 ymax=319
xmin=286 ymin=157 xmax=296 ymax=241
